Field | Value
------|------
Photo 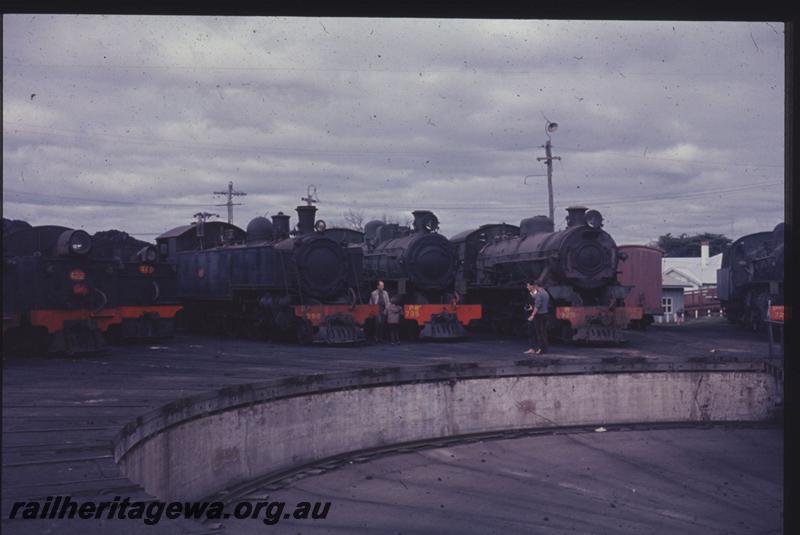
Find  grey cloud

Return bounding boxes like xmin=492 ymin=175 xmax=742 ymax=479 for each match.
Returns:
xmin=3 ymin=16 xmax=784 ymax=245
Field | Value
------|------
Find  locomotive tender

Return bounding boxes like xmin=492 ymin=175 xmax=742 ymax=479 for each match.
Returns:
xmin=361 ymin=210 xmax=481 ymax=339
xmin=3 ymin=225 xmax=181 ymax=355
xmin=454 ymin=206 xmax=641 ymax=343
xmin=176 ymin=198 xmax=377 ymax=344
xmin=717 ymin=223 xmax=785 ymax=331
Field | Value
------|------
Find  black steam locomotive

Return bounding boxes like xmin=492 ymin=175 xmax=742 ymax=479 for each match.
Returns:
xmin=717 ymin=223 xmax=785 ymax=331
xmin=176 ymin=198 xmax=377 ymax=344
xmin=453 ymin=206 xmax=641 ymax=343
xmin=3 ymin=225 xmax=181 ymax=355
xmin=360 ymin=210 xmax=481 ymax=340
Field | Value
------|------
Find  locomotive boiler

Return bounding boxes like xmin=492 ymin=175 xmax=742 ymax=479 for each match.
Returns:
xmin=177 ymin=197 xmax=376 ymax=344
xmin=717 ymin=222 xmax=785 ymax=331
xmin=361 ymin=210 xmax=480 ymax=339
xmin=456 ymin=206 xmax=640 ymax=343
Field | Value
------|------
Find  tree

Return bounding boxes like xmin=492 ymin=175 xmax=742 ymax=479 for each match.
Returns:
xmin=378 ymin=213 xmax=413 ymax=227
xmin=342 ymin=209 xmax=365 ymax=231
xmin=656 ymin=232 xmax=731 ymax=257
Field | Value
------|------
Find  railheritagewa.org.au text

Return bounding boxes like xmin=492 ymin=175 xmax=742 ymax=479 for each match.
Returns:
xmin=9 ymin=495 xmax=331 ymax=526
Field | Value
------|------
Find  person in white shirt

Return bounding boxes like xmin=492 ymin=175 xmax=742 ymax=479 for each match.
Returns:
xmin=369 ymin=280 xmax=391 ymax=342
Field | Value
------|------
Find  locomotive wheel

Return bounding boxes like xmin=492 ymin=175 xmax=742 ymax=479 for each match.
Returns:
xmin=296 ymin=318 xmax=314 ymax=345
xmin=173 ymin=309 xmax=188 ymax=331
xmin=186 ymin=307 xmax=210 ymax=335
xmin=245 ymin=310 xmax=271 ymax=341
xmin=401 ymin=319 xmax=420 ymax=341
xmin=105 ymin=324 xmax=122 ymax=344
xmin=2 ymin=326 xmax=50 ymax=357
xmin=749 ymin=309 xmax=763 ymax=333
xmin=223 ymin=313 xmax=240 ymax=338
xmin=558 ymin=320 xmax=574 ymax=342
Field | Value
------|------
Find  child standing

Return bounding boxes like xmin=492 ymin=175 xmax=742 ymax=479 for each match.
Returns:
xmin=386 ymin=298 xmax=402 ymax=344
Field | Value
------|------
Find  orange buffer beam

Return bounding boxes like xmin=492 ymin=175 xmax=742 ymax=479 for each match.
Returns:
xmin=403 ymin=304 xmax=482 ymax=326
xmin=29 ymin=305 xmax=184 ymax=334
xmin=116 ymin=305 xmax=183 ymax=319
xmin=556 ymin=306 xmax=643 ymax=329
xmin=768 ymin=305 xmax=787 ymax=322
xmin=294 ymin=304 xmax=380 ymax=327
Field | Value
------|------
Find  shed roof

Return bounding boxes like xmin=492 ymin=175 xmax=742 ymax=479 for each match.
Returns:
xmin=662 ymin=270 xmax=698 ymax=289
xmin=662 ymin=253 xmax=722 ymax=287
xmin=157 ymin=224 xmax=194 ymax=239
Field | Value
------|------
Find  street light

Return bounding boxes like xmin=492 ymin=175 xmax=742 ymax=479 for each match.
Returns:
xmin=537 ymin=120 xmax=561 ymax=222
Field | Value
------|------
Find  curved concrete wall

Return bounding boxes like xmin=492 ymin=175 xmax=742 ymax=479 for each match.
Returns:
xmin=114 ymin=361 xmax=782 ymax=500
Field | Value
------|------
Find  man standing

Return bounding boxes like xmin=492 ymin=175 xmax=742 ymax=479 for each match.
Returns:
xmin=369 ymin=280 xmax=390 ymax=342
xmin=524 ymin=281 xmax=550 ymax=354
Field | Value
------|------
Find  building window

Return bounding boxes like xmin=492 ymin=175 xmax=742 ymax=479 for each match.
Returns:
xmin=662 ymin=297 xmax=673 ymax=314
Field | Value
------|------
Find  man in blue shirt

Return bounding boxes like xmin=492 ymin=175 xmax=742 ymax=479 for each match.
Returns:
xmin=523 ymin=281 xmax=550 ymax=354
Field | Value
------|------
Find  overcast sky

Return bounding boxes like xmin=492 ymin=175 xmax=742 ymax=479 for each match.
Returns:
xmin=3 ymin=15 xmax=785 ymax=245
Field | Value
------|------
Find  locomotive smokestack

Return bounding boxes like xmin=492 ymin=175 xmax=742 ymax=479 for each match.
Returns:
xmin=296 ymin=205 xmax=318 ymax=235
xmin=566 ymin=206 xmax=588 ymax=227
xmin=412 ymin=210 xmax=439 ymax=233
xmin=271 ymin=212 xmax=290 ymax=240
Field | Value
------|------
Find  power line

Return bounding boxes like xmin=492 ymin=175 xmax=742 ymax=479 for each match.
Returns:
xmin=5 ymin=122 xmax=786 ymax=169
xmin=4 ymin=62 xmax=778 ymax=78
xmin=584 ymin=181 xmax=782 ymax=207
xmin=5 ymin=179 xmax=780 ymax=213
xmin=4 ymin=188 xmax=219 ymax=208
xmin=554 ymin=145 xmax=784 ymax=168
xmin=318 ymin=180 xmax=783 ymax=211
xmin=7 ymin=124 xmax=521 ymax=156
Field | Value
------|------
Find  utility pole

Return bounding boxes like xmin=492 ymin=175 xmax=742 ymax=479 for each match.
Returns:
xmin=301 ymin=184 xmax=320 ymax=206
xmin=214 ymin=181 xmax=247 ymax=225
xmin=536 ymin=121 xmax=561 ymax=222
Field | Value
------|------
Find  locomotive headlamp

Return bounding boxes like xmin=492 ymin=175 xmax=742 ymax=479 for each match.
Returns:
xmin=314 ymin=219 xmax=327 ymax=232
xmin=585 ymin=209 xmax=604 ymax=229
xmin=135 ymin=245 xmax=158 ymax=263
xmin=56 ymin=229 xmax=92 ymax=256
xmin=412 ymin=211 xmax=440 ymax=233
xmin=69 ymin=233 xmax=91 ymax=254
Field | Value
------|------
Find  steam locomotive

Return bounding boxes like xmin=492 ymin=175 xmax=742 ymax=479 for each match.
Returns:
xmin=175 ymin=198 xmax=377 ymax=344
xmin=2 ymin=225 xmax=181 ymax=355
xmin=717 ymin=223 xmax=785 ymax=331
xmin=453 ymin=206 xmax=641 ymax=344
xmin=360 ymin=210 xmax=481 ymax=340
